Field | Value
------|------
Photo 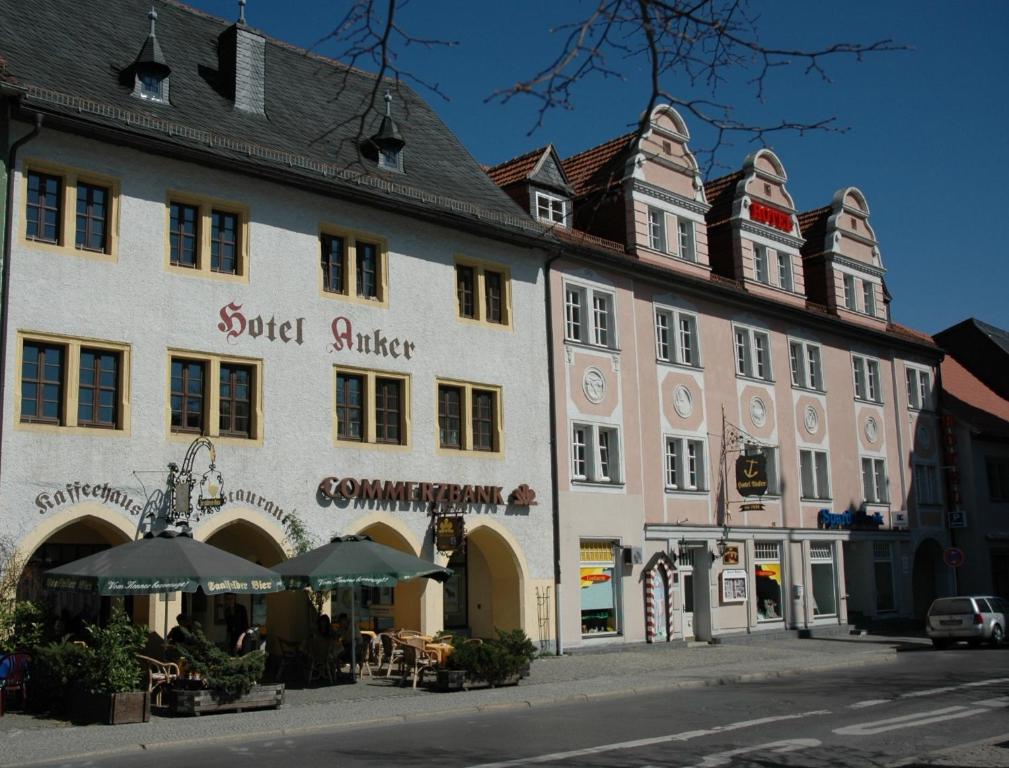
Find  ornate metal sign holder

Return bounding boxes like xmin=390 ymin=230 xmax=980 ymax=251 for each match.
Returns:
xmin=165 ymin=437 xmax=225 ymax=532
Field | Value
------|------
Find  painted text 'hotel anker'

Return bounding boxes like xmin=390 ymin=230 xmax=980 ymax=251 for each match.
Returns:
xmin=1 ymin=0 xmax=947 ymax=652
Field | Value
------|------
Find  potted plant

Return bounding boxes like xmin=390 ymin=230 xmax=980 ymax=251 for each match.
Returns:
xmin=442 ymin=628 xmax=537 ymax=690
xmin=71 ymin=607 xmax=150 ymax=725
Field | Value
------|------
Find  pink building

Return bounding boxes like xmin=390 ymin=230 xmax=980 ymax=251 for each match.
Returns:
xmin=489 ymin=105 xmax=947 ymax=649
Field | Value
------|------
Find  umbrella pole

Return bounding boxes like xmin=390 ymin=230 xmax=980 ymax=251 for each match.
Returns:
xmin=163 ymin=592 xmax=170 ymax=657
xmin=350 ymin=585 xmax=357 ymax=682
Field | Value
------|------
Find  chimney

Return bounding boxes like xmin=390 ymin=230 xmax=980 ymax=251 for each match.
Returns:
xmin=218 ymin=2 xmax=265 ymax=116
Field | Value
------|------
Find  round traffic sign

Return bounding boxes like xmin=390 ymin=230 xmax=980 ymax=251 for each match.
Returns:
xmin=943 ymin=547 xmax=965 ymax=568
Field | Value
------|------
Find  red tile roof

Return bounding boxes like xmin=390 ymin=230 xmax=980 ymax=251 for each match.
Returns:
xmin=798 ymin=205 xmax=831 ymax=234
xmin=798 ymin=205 xmax=831 ymax=257
xmin=485 ymin=146 xmax=549 ymax=187
xmin=888 ymin=322 xmax=939 ymax=346
xmin=702 ymin=171 xmax=743 ymax=226
xmin=561 ymin=132 xmax=636 ymax=196
xmin=553 ymin=226 xmax=626 ymax=254
xmin=941 ymin=355 xmax=1009 ymax=435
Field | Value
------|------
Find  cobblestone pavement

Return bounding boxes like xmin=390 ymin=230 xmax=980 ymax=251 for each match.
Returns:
xmin=3 ymin=632 xmax=998 ymax=767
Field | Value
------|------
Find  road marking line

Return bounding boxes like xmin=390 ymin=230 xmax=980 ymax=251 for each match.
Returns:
xmin=852 ymin=677 xmax=1009 ymax=709
xmin=962 ymin=678 xmax=1009 ymax=688
xmin=849 ymin=699 xmax=889 ymax=709
xmin=901 ymin=686 xmax=958 ymax=698
xmin=834 ymin=704 xmax=1000 ymax=736
xmin=671 ymin=738 xmax=822 ymax=768
xmin=464 ymin=710 xmax=831 ymax=768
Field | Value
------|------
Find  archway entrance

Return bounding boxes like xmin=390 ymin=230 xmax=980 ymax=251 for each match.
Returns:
xmin=913 ymin=538 xmax=945 ymax=620
xmin=455 ymin=525 xmax=523 ymax=638
xmin=352 ymin=522 xmax=423 ymax=632
xmin=19 ymin=515 xmax=134 ymax=628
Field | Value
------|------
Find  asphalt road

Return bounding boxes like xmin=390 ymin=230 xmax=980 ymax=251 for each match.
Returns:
xmin=36 ymin=645 xmax=1009 ymax=768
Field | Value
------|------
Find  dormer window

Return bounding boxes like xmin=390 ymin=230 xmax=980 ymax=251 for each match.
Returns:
xmin=378 ymin=148 xmax=403 ymax=172
xmin=368 ymin=91 xmax=406 ymax=174
xmin=138 ymin=70 xmax=165 ymax=101
xmin=131 ymin=8 xmax=170 ymax=105
xmin=535 ymin=192 xmax=568 ymax=226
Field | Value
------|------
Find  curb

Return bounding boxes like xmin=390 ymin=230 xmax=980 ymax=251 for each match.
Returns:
xmin=9 ymin=647 xmax=897 ymax=767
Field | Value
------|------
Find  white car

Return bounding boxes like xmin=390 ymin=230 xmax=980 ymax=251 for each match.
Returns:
xmin=926 ymin=596 xmax=1007 ymax=648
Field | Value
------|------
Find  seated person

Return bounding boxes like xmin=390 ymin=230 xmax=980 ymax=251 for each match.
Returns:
xmin=168 ymin=613 xmax=193 ymax=645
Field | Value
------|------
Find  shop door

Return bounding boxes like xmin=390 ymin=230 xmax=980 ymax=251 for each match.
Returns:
xmin=682 ymin=570 xmax=695 ymax=639
xmin=443 ymin=550 xmax=468 ymax=629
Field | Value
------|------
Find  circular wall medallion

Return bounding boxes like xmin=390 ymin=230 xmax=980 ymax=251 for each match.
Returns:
xmin=673 ymin=385 xmax=693 ymax=418
xmin=917 ymin=424 xmax=931 ymax=451
xmin=582 ymin=367 xmax=606 ymax=404
xmin=804 ymin=405 xmax=819 ymax=435
xmin=865 ymin=416 xmax=879 ymax=444
xmin=749 ymin=396 xmax=767 ymax=427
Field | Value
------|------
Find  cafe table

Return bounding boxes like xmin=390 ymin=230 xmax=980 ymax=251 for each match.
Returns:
xmin=423 ymin=641 xmax=454 ymax=667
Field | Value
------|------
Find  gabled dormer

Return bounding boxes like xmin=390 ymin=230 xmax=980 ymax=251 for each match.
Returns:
xmin=130 ymin=7 xmax=171 ymax=104
xmin=487 ymin=145 xmax=574 ymax=227
xmin=799 ymin=187 xmax=887 ymax=330
xmin=704 ymin=149 xmax=806 ymax=308
xmin=625 ymin=105 xmax=711 ymax=277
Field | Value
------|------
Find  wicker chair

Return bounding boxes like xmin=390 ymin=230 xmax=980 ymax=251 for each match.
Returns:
xmin=136 ymin=655 xmax=179 ymax=706
xmin=400 ymin=636 xmax=438 ymax=689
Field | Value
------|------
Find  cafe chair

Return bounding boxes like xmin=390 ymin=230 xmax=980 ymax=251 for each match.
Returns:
xmin=380 ymin=632 xmax=404 ymax=678
xmin=400 ymin=636 xmax=438 ymax=689
xmin=274 ymin=637 xmax=305 ymax=683
xmin=0 ymin=652 xmax=30 ymax=716
xmin=304 ymin=635 xmax=340 ymax=686
xmin=136 ymin=655 xmax=179 ymax=707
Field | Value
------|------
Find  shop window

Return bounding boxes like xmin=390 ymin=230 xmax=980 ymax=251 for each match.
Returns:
xmin=914 ymin=463 xmax=941 ymax=505
xmin=319 ymin=226 xmax=388 ymax=305
xmin=852 ymin=355 xmax=882 ymax=403
xmin=861 ymin=457 xmax=889 ymax=503
xmin=23 ymin=163 xmax=120 ymax=258
xmin=166 ymin=192 xmax=248 ymax=279
xmin=437 ymin=379 xmax=501 ymax=454
xmin=905 ymin=365 xmax=933 ymax=410
xmin=664 ymin=435 xmax=706 ymax=491
xmin=810 ymin=543 xmax=836 ymax=617
xmin=454 ymin=257 xmax=511 ymax=327
xmin=799 ymin=449 xmax=830 ymax=500
xmin=873 ymin=542 xmax=895 ymax=612
xmin=565 ymin=283 xmax=617 ymax=349
xmin=648 ymin=207 xmax=666 ymax=252
xmin=571 ymin=423 xmax=621 ymax=484
xmin=168 ymin=351 xmax=262 ymax=442
xmin=789 ymin=340 xmax=823 ymax=391
xmin=334 ymin=367 xmax=410 ymax=447
xmin=734 ymin=325 xmax=772 ymax=381
xmin=18 ymin=333 xmax=129 ymax=433
xmin=655 ymin=306 xmax=700 ymax=367
xmin=754 ymin=542 xmax=782 ymax=622
xmin=988 ymin=457 xmax=1009 ymax=502
xmin=580 ymin=540 xmax=619 ymax=636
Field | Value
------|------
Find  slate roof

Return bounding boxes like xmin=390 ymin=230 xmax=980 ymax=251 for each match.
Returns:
xmin=560 ymin=132 xmax=636 ymax=197
xmin=974 ymin=318 xmax=1009 ymax=357
xmin=486 ymin=146 xmax=549 ymax=188
xmin=0 ymin=0 xmax=536 ymax=231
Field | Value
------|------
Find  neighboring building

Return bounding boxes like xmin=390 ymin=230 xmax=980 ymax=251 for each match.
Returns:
xmin=934 ymin=318 xmax=1009 ymax=598
xmin=0 ymin=0 xmax=557 ymax=649
xmin=488 ymin=105 xmax=946 ymax=649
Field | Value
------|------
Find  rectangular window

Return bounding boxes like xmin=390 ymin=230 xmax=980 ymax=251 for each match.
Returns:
xmin=565 ymin=283 xmax=616 ymax=348
xmin=987 ymin=458 xmax=1009 ymax=502
xmin=800 ymin=449 xmax=830 ymax=500
xmin=21 ymin=341 xmax=65 ymax=424
xmin=810 ymin=543 xmax=836 ymax=617
xmin=356 ymin=241 xmax=379 ymax=299
xmin=867 ymin=359 xmax=880 ymax=402
xmin=219 ymin=363 xmax=253 ymax=438
xmin=862 ymin=281 xmax=876 ymax=316
xmin=26 ymin=171 xmax=62 ymax=244
xmin=789 ymin=340 xmax=823 ymax=390
xmin=914 ymin=463 xmax=940 ymax=505
xmin=844 ymin=274 xmax=857 ymax=310
xmin=169 ymin=202 xmax=199 ymax=268
xmin=734 ymin=326 xmax=772 ymax=380
xmin=754 ymin=542 xmax=782 ymax=621
xmin=536 ymin=192 xmax=567 ymax=225
xmin=580 ymin=541 xmax=619 ymax=635
xmin=906 ymin=366 xmax=932 ymax=410
xmin=170 ymin=352 xmax=261 ymax=441
xmin=656 ymin=308 xmax=701 ymax=367
xmin=456 ymin=264 xmax=475 ymax=318
xmin=75 ymin=182 xmax=109 ymax=253
xmin=853 ymin=355 xmax=882 ymax=402
xmin=861 ymin=457 xmax=889 ymax=503
xmin=777 ymin=252 xmax=793 ymax=291
xmin=648 ymin=207 xmax=666 ymax=252
xmin=572 ymin=424 xmax=621 ymax=484
xmin=677 ymin=220 xmax=695 ymax=262
xmin=664 ymin=436 xmax=706 ymax=491
xmin=321 ymin=234 xmax=346 ymax=294
xmin=454 ymin=258 xmax=511 ymax=327
xmin=171 ymin=358 xmax=206 ymax=434
xmin=754 ymin=245 xmax=769 ymax=284
xmin=437 ymin=380 xmax=500 ymax=453
xmin=334 ymin=368 xmax=408 ymax=446
xmin=77 ymin=348 xmax=120 ymax=428
xmin=210 ymin=210 xmax=239 ymax=274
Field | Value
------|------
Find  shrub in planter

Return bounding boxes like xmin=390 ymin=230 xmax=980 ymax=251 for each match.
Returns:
xmin=28 ymin=640 xmax=92 ymax=716
xmin=81 ymin=607 xmax=147 ymax=696
xmin=448 ymin=629 xmax=538 ymax=687
xmin=172 ymin=626 xmax=265 ymax=701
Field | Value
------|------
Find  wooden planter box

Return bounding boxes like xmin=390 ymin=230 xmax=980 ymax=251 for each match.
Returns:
xmin=436 ymin=669 xmax=466 ymax=692
xmin=71 ymin=690 xmax=151 ymax=725
xmin=168 ymin=683 xmax=284 ymax=716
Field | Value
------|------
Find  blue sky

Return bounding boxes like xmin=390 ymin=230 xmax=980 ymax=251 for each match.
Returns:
xmin=186 ymin=0 xmax=1008 ymax=335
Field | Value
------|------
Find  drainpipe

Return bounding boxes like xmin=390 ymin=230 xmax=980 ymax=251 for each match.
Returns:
xmin=543 ymin=250 xmax=564 ymax=656
xmin=0 ymin=109 xmax=43 ymax=487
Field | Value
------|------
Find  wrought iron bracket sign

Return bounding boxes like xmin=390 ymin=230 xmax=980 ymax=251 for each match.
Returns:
xmin=166 ymin=438 xmax=225 ymax=529
xmin=433 ymin=514 xmax=466 ymax=555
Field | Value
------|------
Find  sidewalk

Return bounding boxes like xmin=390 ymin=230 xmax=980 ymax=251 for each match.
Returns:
xmin=0 ymin=632 xmax=963 ymax=767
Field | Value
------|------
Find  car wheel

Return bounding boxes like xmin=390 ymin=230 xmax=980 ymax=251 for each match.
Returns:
xmin=931 ymin=639 xmax=949 ymax=650
xmin=991 ymin=625 xmax=1004 ymax=648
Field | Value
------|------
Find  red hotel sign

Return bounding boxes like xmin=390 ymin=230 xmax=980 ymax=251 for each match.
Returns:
xmin=750 ymin=201 xmax=792 ymax=233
